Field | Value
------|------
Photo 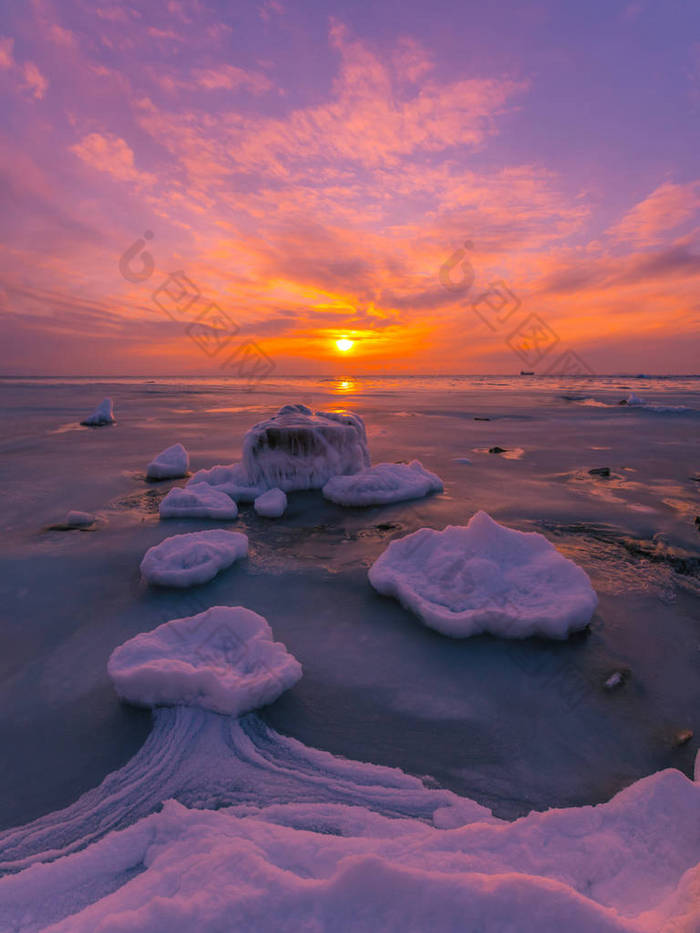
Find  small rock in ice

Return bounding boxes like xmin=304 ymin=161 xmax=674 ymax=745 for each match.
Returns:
xmin=254 ymin=488 xmax=287 ymax=518
xmin=187 ymin=463 xmax=266 ymax=502
xmin=140 ymin=529 xmax=248 ymax=587
xmin=453 ymin=457 xmax=472 ymax=464
xmin=619 ymin=392 xmax=645 ymax=406
xmin=81 ymin=398 xmax=115 ymax=426
xmin=488 ymin=446 xmax=507 ymax=454
xmin=589 ymin=467 xmax=611 ymax=477
xmin=65 ymin=510 xmax=95 ymax=527
xmin=108 ymin=605 xmax=302 ymax=715
xmin=369 ymin=510 xmax=598 ymax=639
xmin=604 ymin=671 xmax=625 ymax=690
xmin=147 ymin=443 xmax=190 ymax=481
xmin=322 ymin=460 xmax=443 ymax=507
xmin=674 ymin=729 xmax=693 ymax=747
xmin=159 ymin=485 xmax=238 ymax=520
xmin=241 ymin=404 xmax=369 ymax=491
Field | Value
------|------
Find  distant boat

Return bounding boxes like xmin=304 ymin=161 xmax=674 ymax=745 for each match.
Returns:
xmin=520 ymin=370 xmax=534 ymax=375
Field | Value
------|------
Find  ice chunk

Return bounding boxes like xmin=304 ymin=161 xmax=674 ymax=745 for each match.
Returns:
xmin=254 ymin=488 xmax=287 ymax=518
xmin=146 ymin=443 xmax=189 ymax=480
xmin=65 ymin=510 xmax=95 ymax=527
xmin=241 ymin=405 xmax=370 ymax=492
xmin=108 ymin=606 xmax=302 ymax=715
xmin=187 ymin=463 xmax=266 ymax=502
xmin=159 ymin=485 xmax=238 ymax=521
xmin=140 ymin=530 xmax=248 ymax=587
xmin=369 ymin=510 xmax=598 ymax=638
xmin=81 ymin=398 xmax=115 ymax=426
xmin=323 ymin=460 xmax=443 ymax=506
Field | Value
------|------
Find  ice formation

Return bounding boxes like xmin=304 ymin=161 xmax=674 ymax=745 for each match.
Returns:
xmin=254 ymin=488 xmax=287 ymax=518
xmin=159 ymin=485 xmax=238 ymax=520
xmin=80 ymin=398 xmax=115 ymax=426
xmin=369 ymin=510 xmax=598 ymax=638
xmin=108 ymin=606 xmax=302 ymax=715
xmin=65 ymin=510 xmax=95 ymax=527
xmin=241 ymin=404 xmax=370 ymax=492
xmin=140 ymin=530 xmax=248 ymax=587
xmin=187 ymin=463 xmax=266 ymax=502
xmin=146 ymin=443 xmax=190 ymax=480
xmin=322 ymin=460 xmax=443 ymax=506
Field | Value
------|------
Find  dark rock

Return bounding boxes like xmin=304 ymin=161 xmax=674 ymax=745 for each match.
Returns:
xmin=589 ymin=467 xmax=611 ymax=477
xmin=674 ymin=729 xmax=693 ymax=747
xmin=488 ymin=446 xmax=507 ymax=454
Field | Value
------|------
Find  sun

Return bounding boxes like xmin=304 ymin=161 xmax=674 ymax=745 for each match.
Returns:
xmin=335 ymin=338 xmax=354 ymax=353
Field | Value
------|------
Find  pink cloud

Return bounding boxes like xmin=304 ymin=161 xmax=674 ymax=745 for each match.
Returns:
xmin=0 ymin=36 xmax=14 ymax=69
xmin=70 ymin=133 xmax=155 ymax=186
xmin=608 ymin=181 xmax=700 ymax=245
xmin=21 ymin=61 xmax=48 ymax=98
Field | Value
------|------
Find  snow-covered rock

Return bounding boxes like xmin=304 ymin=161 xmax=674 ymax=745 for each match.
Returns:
xmin=81 ymin=398 xmax=115 ymax=426
xmin=254 ymin=488 xmax=287 ymax=518
xmin=65 ymin=510 xmax=95 ymax=527
xmin=241 ymin=404 xmax=369 ymax=492
xmin=146 ymin=443 xmax=189 ymax=480
xmin=368 ymin=510 xmax=598 ymax=638
xmin=187 ymin=463 xmax=266 ymax=502
xmin=107 ymin=606 xmax=302 ymax=715
xmin=323 ymin=460 xmax=443 ymax=506
xmin=140 ymin=530 xmax=248 ymax=587
xmin=159 ymin=485 xmax=238 ymax=520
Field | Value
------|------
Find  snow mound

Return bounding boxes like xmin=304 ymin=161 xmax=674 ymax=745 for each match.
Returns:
xmin=107 ymin=606 xmax=302 ymax=715
xmin=146 ymin=443 xmax=189 ymax=480
xmin=5 ymin=768 xmax=699 ymax=932
xmin=323 ymin=460 xmax=443 ymax=506
xmin=65 ymin=510 xmax=95 ymax=527
xmin=241 ymin=404 xmax=369 ymax=492
xmin=187 ymin=463 xmax=266 ymax=502
xmin=254 ymin=488 xmax=287 ymax=518
xmin=81 ymin=398 xmax=115 ymax=426
xmin=369 ymin=510 xmax=598 ymax=638
xmin=140 ymin=530 xmax=248 ymax=587
xmin=159 ymin=485 xmax=238 ymax=520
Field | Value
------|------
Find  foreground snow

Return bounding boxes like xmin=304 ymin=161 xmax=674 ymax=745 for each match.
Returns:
xmin=254 ymin=488 xmax=287 ymax=518
xmin=146 ymin=443 xmax=189 ymax=480
xmin=323 ymin=460 xmax=443 ymax=506
xmin=369 ymin=511 xmax=598 ymax=638
xmin=80 ymin=398 xmax=115 ymax=426
xmin=159 ymin=485 xmax=238 ymax=520
xmin=0 ymin=751 xmax=698 ymax=932
xmin=140 ymin=530 xmax=248 ymax=587
xmin=242 ymin=404 xmax=369 ymax=491
xmin=187 ymin=463 xmax=266 ymax=502
xmin=108 ymin=606 xmax=302 ymax=715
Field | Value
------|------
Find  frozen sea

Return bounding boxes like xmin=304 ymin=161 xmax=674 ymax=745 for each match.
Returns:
xmin=0 ymin=373 xmax=698 ymax=842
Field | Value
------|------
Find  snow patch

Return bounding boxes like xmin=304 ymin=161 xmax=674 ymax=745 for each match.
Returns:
xmin=140 ymin=530 xmax=248 ymax=587
xmin=159 ymin=485 xmax=238 ymax=520
xmin=369 ymin=511 xmax=598 ymax=638
xmin=322 ymin=460 xmax=443 ymax=506
xmin=146 ymin=443 xmax=189 ymax=480
xmin=254 ymin=488 xmax=287 ymax=518
xmin=65 ymin=510 xmax=95 ymax=527
xmin=107 ymin=606 xmax=301 ymax=715
xmin=81 ymin=398 xmax=115 ymax=426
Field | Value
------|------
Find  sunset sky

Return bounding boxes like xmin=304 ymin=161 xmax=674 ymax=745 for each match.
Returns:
xmin=1 ymin=0 xmax=699 ymax=375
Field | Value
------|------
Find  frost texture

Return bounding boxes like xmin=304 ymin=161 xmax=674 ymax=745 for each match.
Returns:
xmin=146 ymin=443 xmax=190 ymax=480
xmin=159 ymin=485 xmax=238 ymax=520
xmin=241 ymin=404 xmax=369 ymax=492
xmin=81 ymin=398 xmax=115 ymax=426
xmin=369 ymin=511 xmax=598 ymax=638
xmin=140 ymin=530 xmax=248 ymax=587
xmin=323 ymin=460 xmax=443 ymax=506
xmin=108 ymin=606 xmax=302 ymax=715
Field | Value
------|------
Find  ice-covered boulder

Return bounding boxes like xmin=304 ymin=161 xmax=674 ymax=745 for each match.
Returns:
xmin=147 ymin=443 xmax=190 ymax=480
xmin=81 ymin=398 xmax=115 ymax=426
xmin=159 ymin=485 xmax=238 ymax=520
xmin=323 ymin=460 xmax=443 ymax=507
xmin=619 ymin=392 xmax=645 ymax=406
xmin=107 ymin=606 xmax=302 ymax=715
xmin=65 ymin=510 xmax=95 ymax=527
xmin=369 ymin=511 xmax=598 ymax=638
xmin=241 ymin=404 xmax=369 ymax=492
xmin=140 ymin=530 xmax=248 ymax=587
xmin=187 ymin=463 xmax=266 ymax=503
xmin=254 ymin=488 xmax=287 ymax=518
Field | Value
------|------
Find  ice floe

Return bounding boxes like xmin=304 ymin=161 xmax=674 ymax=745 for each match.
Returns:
xmin=254 ymin=488 xmax=287 ymax=518
xmin=108 ymin=606 xmax=302 ymax=715
xmin=146 ymin=443 xmax=189 ymax=480
xmin=187 ymin=463 xmax=266 ymax=502
xmin=140 ymin=530 xmax=248 ymax=587
xmin=369 ymin=510 xmax=598 ymax=638
xmin=80 ymin=398 xmax=115 ymax=426
xmin=65 ymin=510 xmax=95 ymax=527
xmin=322 ymin=460 xmax=443 ymax=506
xmin=159 ymin=485 xmax=238 ymax=520
xmin=241 ymin=404 xmax=369 ymax=491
